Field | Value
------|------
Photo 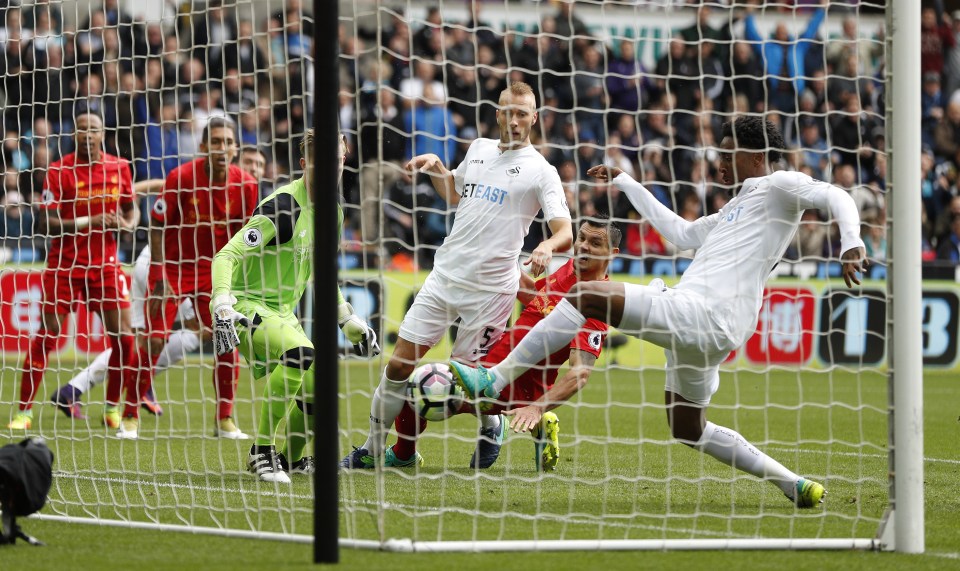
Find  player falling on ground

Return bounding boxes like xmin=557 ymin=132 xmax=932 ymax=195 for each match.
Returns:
xmin=340 ymin=81 xmax=573 ymax=470
xmin=8 ymin=112 xmax=140 ymax=430
xmin=211 ymin=129 xmax=378 ymax=483
xmin=453 ymin=116 xmax=868 ymax=507
xmin=386 ymin=217 xmax=620 ymax=470
xmin=116 ymin=116 xmax=259 ymax=440
xmin=51 ymin=153 xmax=267 ymax=419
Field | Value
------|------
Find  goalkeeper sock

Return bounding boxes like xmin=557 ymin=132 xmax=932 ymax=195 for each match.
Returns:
xmin=491 ymin=299 xmax=585 ymax=393
xmin=154 ymin=329 xmax=200 ymax=374
xmin=18 ymin=331 xmax=58 ymax=411
xmin=106 ymin=333 xmax=138 ymax=408
xmin=696 ymin=421 xmax=799 ymax=496
xmin=67 ymin=348 xmax=112 ymax=393
xmin=256 ymin=363 xmax=304 ymax=447
xmin=214 ymin=349 xmax=239 ymax=420
xmin=281 ymin=400 xmax=309 ymax=462
xmin=392 ymin=404 xmax=426 ymax=460
xmin=361 ymin=368 xmax=408 ymax=456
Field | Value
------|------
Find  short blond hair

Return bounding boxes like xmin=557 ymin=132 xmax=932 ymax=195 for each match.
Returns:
xmin=500 ymin=81 xmax=536 ymax=104
xmin=299 ymin=128 xmax=314 ymax=157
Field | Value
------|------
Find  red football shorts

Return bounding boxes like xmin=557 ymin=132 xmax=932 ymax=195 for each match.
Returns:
xmin=41 ymin=266 xmax=131 ymax=314
xmin=144 ymin=282 xmax=212 ymax=339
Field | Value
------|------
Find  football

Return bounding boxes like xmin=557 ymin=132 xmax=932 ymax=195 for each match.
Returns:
xmin=408 ymin=363 xmax=464 ymax=421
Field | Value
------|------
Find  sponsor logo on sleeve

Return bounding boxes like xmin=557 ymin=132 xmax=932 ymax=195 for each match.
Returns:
xmin=589 ymin=331 xmax=602 ymax=350
xmin=41 ymin=190 xmax=55 ymax=205
xmin=152 ymin=198 xmax=166 ymax=215
xmin=244 ymin=228 xmax=263 ymax=247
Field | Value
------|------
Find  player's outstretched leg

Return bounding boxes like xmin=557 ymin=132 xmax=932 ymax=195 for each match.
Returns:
xmin=532 ymin=411 xmax=560 ymax=472
xmin=52 ymin=348 xmax=112 ymax=419
xmin=449 ymin=362 xmax=498 ymax=400
xmin=469 ymin=414 xmax=505 ymax=469
xmin=670 ymin=393 xmax=826 ymax=508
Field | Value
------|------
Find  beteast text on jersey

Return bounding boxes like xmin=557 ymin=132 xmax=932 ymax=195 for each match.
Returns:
xmin=459 ymin=183 xmax=508 ymax=204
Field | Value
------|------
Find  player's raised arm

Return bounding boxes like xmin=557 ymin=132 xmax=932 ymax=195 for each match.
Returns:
xmin=769 ymin=171 xmax=868 ymax=287
xmin=504 ymin=349 xmax=597 ymax=433
xmin=524 ymin=217 xmax=573 ymax=277
xmin=406 ymin=153 xmax=459 ymax=206
xmin=588 ymin=165 xmax=717 ymax=250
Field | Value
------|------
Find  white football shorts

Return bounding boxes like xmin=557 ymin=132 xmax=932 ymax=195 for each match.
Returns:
xmin=398 ymin=271 xmax=515 ymax=363
xmin=619 ymin=283 xmax=736 ymax=406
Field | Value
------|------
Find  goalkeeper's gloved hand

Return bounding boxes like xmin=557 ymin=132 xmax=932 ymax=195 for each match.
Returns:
xmin=212 ymin=294 xmax=249 ymax=356
xmin=338 ymin=302 xmax=381 ymax=357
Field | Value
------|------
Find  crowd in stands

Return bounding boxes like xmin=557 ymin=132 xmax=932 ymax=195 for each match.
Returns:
xmin=0 ymin=0 xmax=312 ymax=263
xmin=0 ymin=0 xmax=958 ymax=273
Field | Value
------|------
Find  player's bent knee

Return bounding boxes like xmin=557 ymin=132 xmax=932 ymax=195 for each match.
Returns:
xmin=280 ymin=346 xmax=314 ymax=370
xmin=385 ymin=357 xmax=415 ymax=382
xmin=295 ymin=398 xmax=314 ymax=415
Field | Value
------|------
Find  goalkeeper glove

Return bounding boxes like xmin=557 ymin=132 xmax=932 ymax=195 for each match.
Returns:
xmin=211 ymin=294 xmax=249 ymax=356
xmin=338 ymin=302 xmax=380 ymax=357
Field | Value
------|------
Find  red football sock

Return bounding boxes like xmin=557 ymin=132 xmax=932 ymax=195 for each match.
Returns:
xmin=215 ymin=349 xmax=239 ymax=420
xmin=18 ymin=330 xmax=58 ymax=411
xmin=108 ymin=333 xmax=139 ymax=410
xmin=392 ymin=405 xmax=427 ymax=460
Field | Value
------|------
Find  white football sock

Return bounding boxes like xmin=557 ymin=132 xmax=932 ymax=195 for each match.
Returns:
xmin=361 ymin=368 xmax=409 ymax=456
xmin=491 ymin=298 xmax=586 ymax=393
xmin=695 ymin=421 xmax=798 ymax=496
xmin=68 ymin=349 xmax=112 ymax=393
xmin=480 ymin=414 xmax=501 ymax=431
xmin=155 ymin=329 xmax=201 ymax=374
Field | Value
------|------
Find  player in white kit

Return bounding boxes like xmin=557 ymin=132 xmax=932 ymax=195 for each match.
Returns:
xmin=454 ymin=116 xmax=867 ymax=507
xmin=51 ymin=245 xmax=201 ymax=418
xmin=341 ymin=82 xmax=573 ymax=469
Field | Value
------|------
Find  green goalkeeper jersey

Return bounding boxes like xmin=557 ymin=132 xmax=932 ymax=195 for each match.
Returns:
xmin=212 ymin=177 xmax=318 ymax=315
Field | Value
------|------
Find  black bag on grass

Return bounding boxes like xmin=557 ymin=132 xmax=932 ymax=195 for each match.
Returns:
xmin=0 ymin=437 xmax=54 ymax=546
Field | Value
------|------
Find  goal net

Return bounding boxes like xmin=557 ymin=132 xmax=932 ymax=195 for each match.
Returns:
xmin=336 ymin=0 xmax=915 ymax=553
xmin=0 ymin=0 xmax=921 ymax=555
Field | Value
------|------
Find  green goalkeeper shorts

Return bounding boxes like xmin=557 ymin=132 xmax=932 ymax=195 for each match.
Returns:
xmin=235 ymin=300 xmax=313 ymax=380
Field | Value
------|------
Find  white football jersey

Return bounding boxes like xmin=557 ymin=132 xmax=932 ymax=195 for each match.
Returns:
xmin=433 ymin=138 xmax=570 ymax=293
xmin=616 ymin=170 xmax=863 ymax=346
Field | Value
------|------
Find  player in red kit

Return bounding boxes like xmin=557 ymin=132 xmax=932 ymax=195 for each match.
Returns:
xmin=385 ymin=218 xmax=621 ymax=470
xmin=117 ymin=116 xmax=258 ymax=440
xmin=8 ymin=113 xmax=140 ymax=430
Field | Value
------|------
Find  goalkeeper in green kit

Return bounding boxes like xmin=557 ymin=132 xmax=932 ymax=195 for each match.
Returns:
xmin=210 ymin=129 xmax=379 ymax=483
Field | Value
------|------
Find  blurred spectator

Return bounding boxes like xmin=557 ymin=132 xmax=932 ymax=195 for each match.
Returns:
xmin=728 ymin=42 xmax=764 ymax=112
xmin=223 ymin=19 xmax=268 ymax=90
xmin=934 ymin=100 xmax=960 ymax=165
xmin=922 ymin=72 xmax=945 ymax=148
xmin=826 ymin=16 xmax=881 ymax=78
xmin=798 ymin=122 xmax=829 ymax=180
xmin=0 ymin=190 xmax=38 ymax=263
xmin=403 ymin=84 xmax=457 ymax=163
xmin=413 ymin=7 xmax=443 ymax=58
xmin=936 ymin=214 xmax=960 ymax=263
xmin=606 ymin=39 xmax=645 ymax=116
xmin=921 ymin=3 xmax=954 ymax=82
xmin=743 ymin=4 xmax=825 ymax=113
xmin=603 ymin=134 xmax=635 ymax=179
xmin=573 ymin=45 xmax=606 ymax=144
xmin=788 ymin=210 xmax=829 ymax=261
xmin=359 ymin=86 xmax=406 ymax=253
xmin=654 ymin=38 xmax=696 ymax=111
xmin=191 ymin=0 xmax=237 ymax=81
xmin=382 ymin=172 xmax=447 ymax=268
xmin=145 ymin=101 xmax=181 ymax=180
xmin=399 ymin=60 xmax=447 ymax=110
xmin=862 ymin=214 xmax=887 ymax=264
xmin=24 ymin=0 xmax=63 ymax=36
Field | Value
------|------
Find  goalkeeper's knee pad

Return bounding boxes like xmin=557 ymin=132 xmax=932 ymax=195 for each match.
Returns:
xmin=280 ymin=346 xmax=314 ymax=371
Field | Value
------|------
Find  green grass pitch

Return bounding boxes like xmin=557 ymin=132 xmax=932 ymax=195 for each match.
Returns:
xmin=0 ymin=359 xmax=957 ymax=569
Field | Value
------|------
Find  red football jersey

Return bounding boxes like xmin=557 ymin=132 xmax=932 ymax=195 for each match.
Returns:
xmin=151 ymin=159 xmax=258 ymax=294
xmin=483 ymin=259 xmax=608 ymax=400
xmin=38 ymin=152 xmax=135 ymax=275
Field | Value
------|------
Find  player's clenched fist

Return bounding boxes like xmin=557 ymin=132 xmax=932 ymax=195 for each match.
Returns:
xmin=338 ymin=302 xmax=381 ymax=357
xmin=211 ymin=294 xmax=249 ymax=355
xmin=586 ymin=165 xmax=623 ymax=181
xmin=405 ymin=154 xmax=447 ymax=178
